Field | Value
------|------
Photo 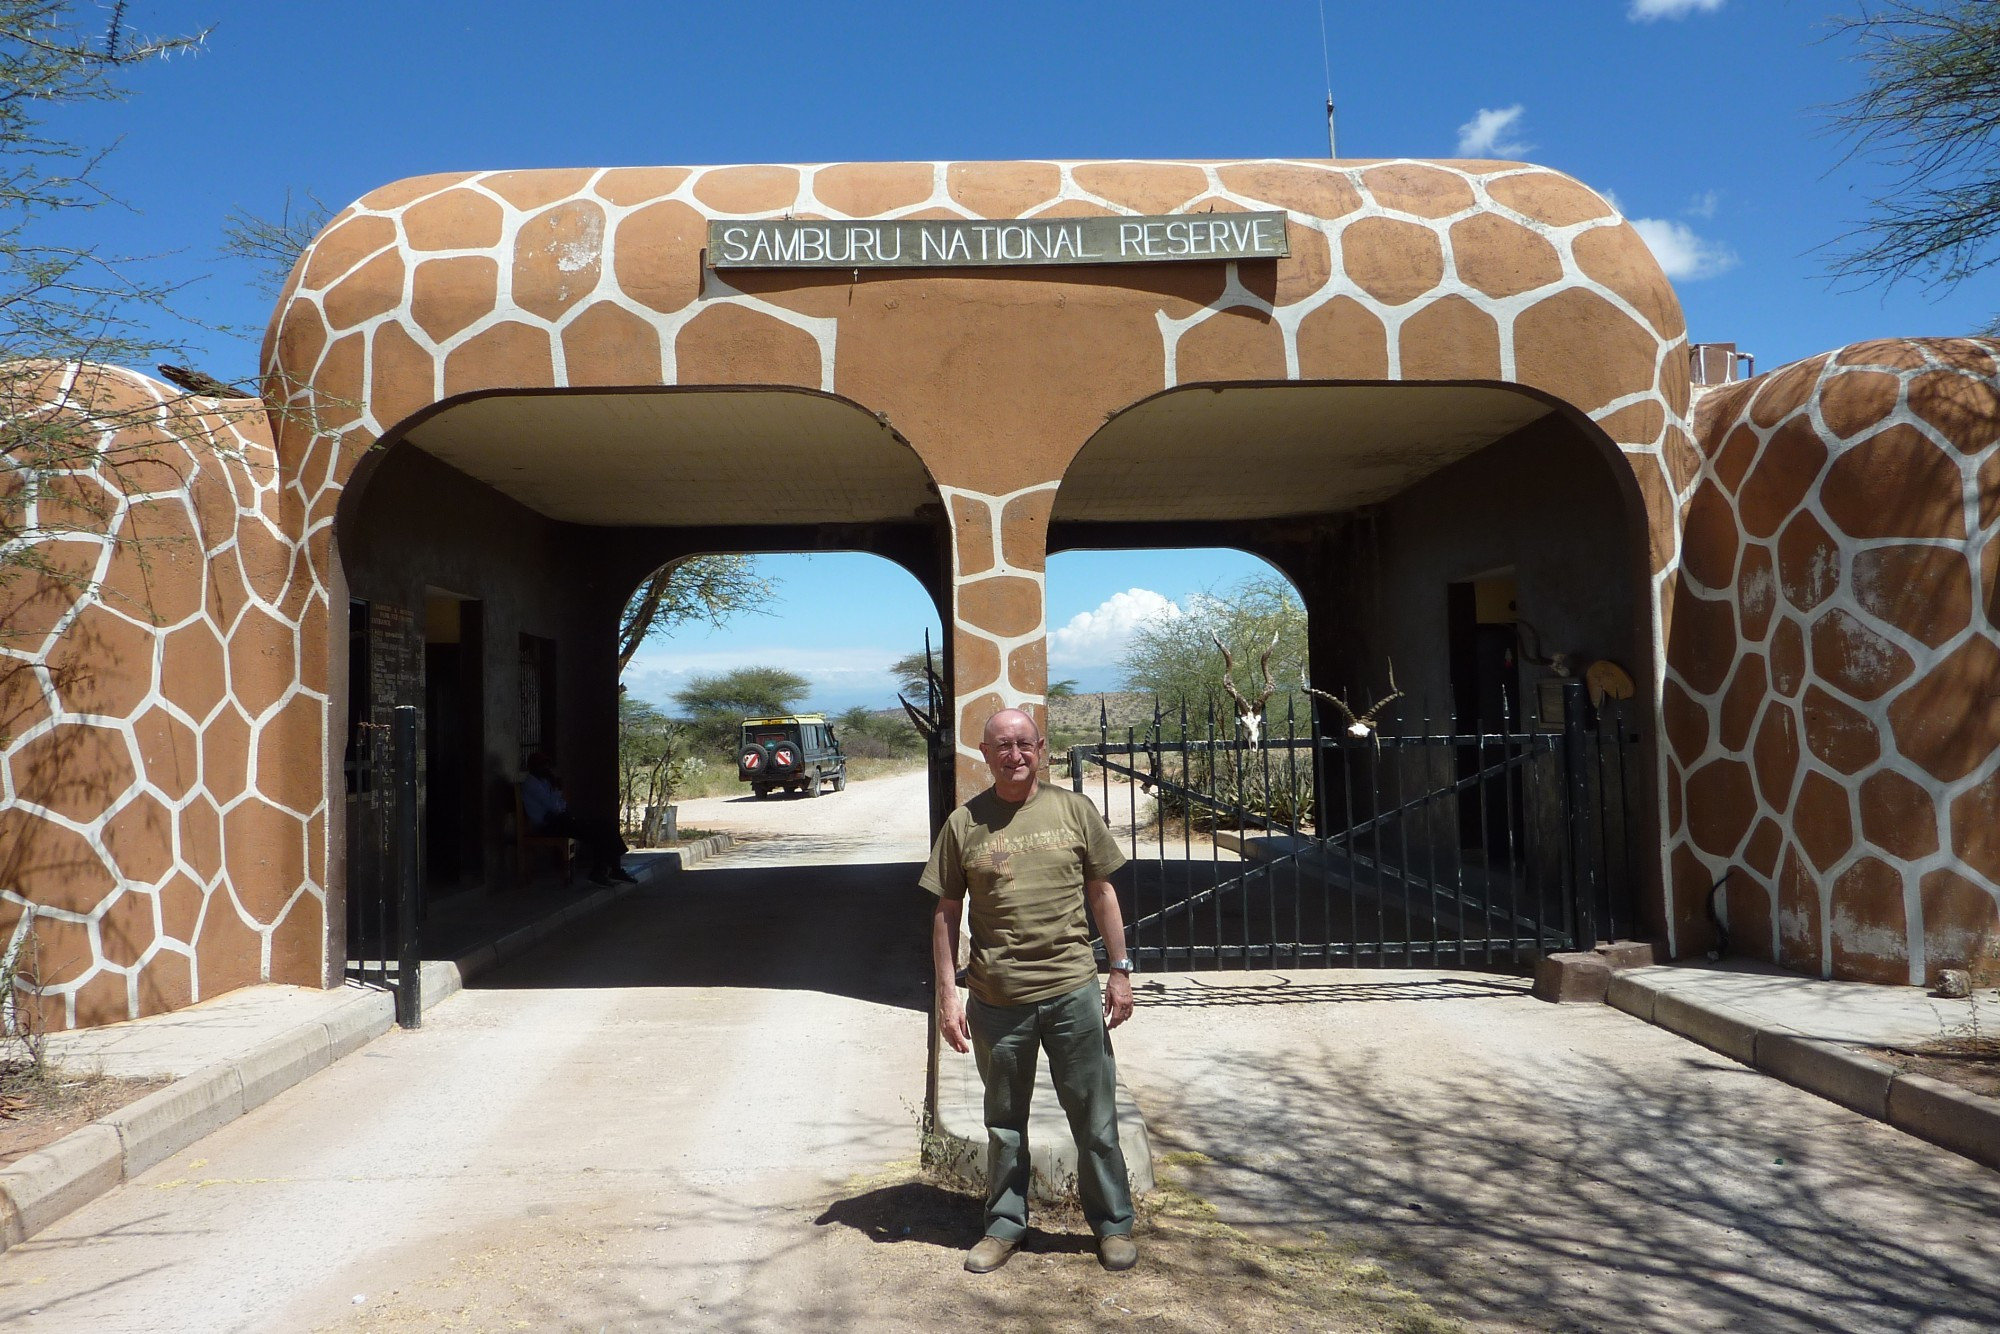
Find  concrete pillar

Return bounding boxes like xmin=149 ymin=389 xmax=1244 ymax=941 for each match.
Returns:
xmin=942 ymin=483 xmax=1057 ymax=803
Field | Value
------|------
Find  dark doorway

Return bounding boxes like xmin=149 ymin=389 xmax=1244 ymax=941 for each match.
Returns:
xmin=424 ymin=592 xmax=484 ymax=891
xmin=1447 ymin=572 xmax=1523 ymax=862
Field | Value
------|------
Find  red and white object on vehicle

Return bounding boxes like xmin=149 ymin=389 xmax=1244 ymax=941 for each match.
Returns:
xmin=736 ymin=713 xmax=847 ymax=799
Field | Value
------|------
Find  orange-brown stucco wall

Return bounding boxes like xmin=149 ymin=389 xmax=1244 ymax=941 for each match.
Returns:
xmin=13 ymin=161 xmax=1994 ymax=1024
xmin=260 ymin=159 xmax=1692 ymax=814
xmin=2 ymin=364 xmax=327 ymax=1028
xmin=1666 ymin=339 xmax=2000 ymax=986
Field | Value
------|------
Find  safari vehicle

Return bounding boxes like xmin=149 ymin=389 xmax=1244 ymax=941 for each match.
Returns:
xmin=738 ymin=714 xmax=847 ymax=798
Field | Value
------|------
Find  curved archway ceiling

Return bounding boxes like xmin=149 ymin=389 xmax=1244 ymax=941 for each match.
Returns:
xmin=1054 ymin=384 xmax=1556 ymax=523
xmin=400 ymin=389 xmax=937 ymax=526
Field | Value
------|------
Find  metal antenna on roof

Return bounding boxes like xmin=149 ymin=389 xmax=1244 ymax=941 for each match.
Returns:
xmin=1318 ymin=0 xmax=1336 ymax=158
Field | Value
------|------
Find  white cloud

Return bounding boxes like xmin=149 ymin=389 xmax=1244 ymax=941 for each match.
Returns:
xmin=1456 ymin=105 xmax=1530 ymax=157
xmin=1048 ymin=589 xmax=1181 ymax=670
xmin=1628 ymin=0 xmax=1724 ymax=20
xmin=1685 ymin=189 xmax=1721 ymax=220
xmin=1628 ymin=216 xmax=1738 ymax=280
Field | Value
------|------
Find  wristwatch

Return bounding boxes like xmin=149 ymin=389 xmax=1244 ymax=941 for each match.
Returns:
xmin=1109 ymin=958 xmax=1134 ymax=974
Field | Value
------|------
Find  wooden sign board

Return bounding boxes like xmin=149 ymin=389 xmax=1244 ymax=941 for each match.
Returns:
xmin=707 ymin=212 xmax=1290 ymax=270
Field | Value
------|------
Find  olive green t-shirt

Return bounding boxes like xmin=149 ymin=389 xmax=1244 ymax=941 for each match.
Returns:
xmin=920 ymin=784 xmax=1127 ymax=1007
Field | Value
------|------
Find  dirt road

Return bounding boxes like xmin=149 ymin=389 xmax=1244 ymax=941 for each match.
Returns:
xmin=0 ymin=865 xmax=938 ymax=1332
xmin=4 ymin=923 xmax=1993 ymax=1330
xmin=675 ymin=766 xmax=1234 ymax=868
xmin=1113 ymin=970 xmax=2000 ymax=1334
xmin=674 ymin=767 xmax=932 ymax=866
xmin=9 ymin=764 xmax=1985 ymax=1331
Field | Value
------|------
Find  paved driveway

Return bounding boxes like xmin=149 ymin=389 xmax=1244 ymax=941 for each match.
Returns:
xmin=7 ymin=866 xmax=1996 ymax=1332
xmin=1114 ymin=970 xmax=2000 ymax=1334
xmin=0 ymin=864 xmax=934 ymax=1332
xmin=673 ymin=767 xmax=932 ymax=866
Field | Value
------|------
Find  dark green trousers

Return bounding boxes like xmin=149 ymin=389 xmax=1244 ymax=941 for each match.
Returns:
xmin=967 ymin=977 xmax=1136 ymax=1241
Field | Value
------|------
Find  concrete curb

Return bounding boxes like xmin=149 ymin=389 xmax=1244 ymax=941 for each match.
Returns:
xmin=0 ymin=841 xmax=724 ymax=1253
xmin=662 ymin=832 xmax=734 ymax=870
xmin=0 ymin=986 xmax=394 ymax=1253
xmin=930 ymin=1045 xmax=1156 ymax=1206
xmin=1613 ymin=970 xmax=2000 ymax=1174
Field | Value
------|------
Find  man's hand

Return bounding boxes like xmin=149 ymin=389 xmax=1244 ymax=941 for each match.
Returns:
xmin=939 ymin=995 xmax=972 ymax=1053
xmin=931 ymin=896 xmax=969 ymax=1051
xmin=1103 ymin=970 xmax=1134 ymax=1029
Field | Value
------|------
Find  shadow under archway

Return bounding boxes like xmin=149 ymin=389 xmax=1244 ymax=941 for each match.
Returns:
xmin=328 ymin=383 xmax=951 ymax=995
xmin=466 ymin=863 xmax=934 ymax=1011
xmin=1051 ymin=379 xmax=1661 ymax=960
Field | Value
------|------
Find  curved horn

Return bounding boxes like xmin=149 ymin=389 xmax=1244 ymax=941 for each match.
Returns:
xmin=1299 ymin=667 xmax=1361 ymax=729
xmin=1358 ymin=662 xmax=1405 ymax=726
xmin=1211 ymin=631 xmax=1253 ymax=717
xmin=1254 ymin=628 xmax=1279 ymax=708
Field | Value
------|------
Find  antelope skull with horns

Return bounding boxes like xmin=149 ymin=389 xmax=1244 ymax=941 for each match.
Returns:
xmin=1212 ymin=629 xmax=1280 ymax=744
xmin=1302 ymin=664 xmax=1404 ymax=742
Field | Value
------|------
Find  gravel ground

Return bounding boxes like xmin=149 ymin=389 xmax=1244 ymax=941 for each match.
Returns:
xmin=1113 ymin=969 xmax=2000 ymax=1334
xmin=672 ymin=768 xmax=933 ymax=866
xmin=673 ymin=767 xmax=1237 ymax=869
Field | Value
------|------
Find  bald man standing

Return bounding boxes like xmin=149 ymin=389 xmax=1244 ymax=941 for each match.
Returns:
xmin=923 ymin=707 xmax=1138 ymax=1274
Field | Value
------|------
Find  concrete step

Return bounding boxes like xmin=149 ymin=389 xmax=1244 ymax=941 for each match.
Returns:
xmin=930 ymin=1037 xmax=1154 ymax=1205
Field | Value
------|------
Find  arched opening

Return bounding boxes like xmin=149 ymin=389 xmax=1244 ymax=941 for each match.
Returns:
xmin=1042 ymin=542 xmax=1309 ymax=936
xmin=617 ymin=548 xmax=945 ymax=868
xmin=329 ymin=385 xmax=950 ymax=990
xmin=1051 ymin=381 xmax=1658 ymax=970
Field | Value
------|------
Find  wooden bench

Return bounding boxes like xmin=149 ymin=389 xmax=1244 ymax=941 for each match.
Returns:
xmin=514 ymin=784 xmax=573 ymax=887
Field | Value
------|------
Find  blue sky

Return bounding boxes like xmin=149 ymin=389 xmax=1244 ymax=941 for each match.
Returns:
xmin=50 ymin=0 xmax=1996 ymax=714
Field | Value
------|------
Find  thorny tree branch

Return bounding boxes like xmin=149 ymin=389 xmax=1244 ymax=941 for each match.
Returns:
xmin=1821 ymin=0 xmax=2000 ymax=327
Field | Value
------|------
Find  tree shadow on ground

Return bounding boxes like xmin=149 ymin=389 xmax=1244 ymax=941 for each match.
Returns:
xmin=1123 ymin=991 xmax=2000 ymax=1334
xmin=1132 ymin=974 xmax=1529 ymax=1008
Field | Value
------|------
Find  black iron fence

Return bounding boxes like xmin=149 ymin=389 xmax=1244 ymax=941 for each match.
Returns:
xmin=344 ymin=705 xmax=423 ymax=1026
xmin=1070 ymin=680 xmax=1642 ymax=972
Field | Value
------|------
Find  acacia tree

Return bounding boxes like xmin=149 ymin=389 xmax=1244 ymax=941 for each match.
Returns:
xmin=1 ymin=3 xmax=210 ymax=626
xmin=1825 ymin=0 xmax=2000 ymax=326
xmin=616 ymin=696 xmax=699 ymax=833
xmin=618 ymin=555 xmax=778 ymax=676
xmin=0 ymin=3 xmax=204 ymax=366
xmin=1119 ymin=573 xmax=1315 ymax=829
xmin=673 ymin=665 xmax=810 ymax=753
xmin=889 ymin=645 xmax=948 ymax=702
xmin=220 ymin=189 xmax=332 ymax=297
xmin=1120 ymin=573 xmax=1310 ymax=728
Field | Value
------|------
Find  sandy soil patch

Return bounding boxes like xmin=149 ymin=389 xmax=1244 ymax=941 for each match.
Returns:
xmin=305 ymin=1160 xmax=1456 ymax=1334
xmin=0 ymin=1068 xmax=169 ymax=1167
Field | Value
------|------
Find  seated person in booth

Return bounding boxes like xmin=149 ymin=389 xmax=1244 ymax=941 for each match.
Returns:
xmin=521 ymin=752 xmax=634 ymax=887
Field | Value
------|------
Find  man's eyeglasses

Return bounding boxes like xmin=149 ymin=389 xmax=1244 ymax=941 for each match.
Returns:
xmin=984 ymin=739 xmax=1042 ymax=756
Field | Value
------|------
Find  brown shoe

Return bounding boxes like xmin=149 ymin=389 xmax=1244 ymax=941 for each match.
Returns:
xmin=1099 ymin=1234 xmax=1138 ymax=1271
xmin=964 ymin=1235 xmax=1017 ymax=1273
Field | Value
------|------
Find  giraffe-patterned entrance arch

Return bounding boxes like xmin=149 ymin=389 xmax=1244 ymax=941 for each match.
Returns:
xmin=6 ymin=157 xmax=1994 ymax=1029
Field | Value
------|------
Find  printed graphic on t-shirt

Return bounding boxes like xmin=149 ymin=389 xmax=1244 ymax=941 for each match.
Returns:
xmin=967 ymin=825 xmax=1073 ymax=877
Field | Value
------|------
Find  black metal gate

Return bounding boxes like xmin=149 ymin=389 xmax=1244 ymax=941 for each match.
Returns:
xmin=1070 ymin=680 xmax=1642 ymax=971
xmin=345 ymin=704 xmax=423 ymax=1025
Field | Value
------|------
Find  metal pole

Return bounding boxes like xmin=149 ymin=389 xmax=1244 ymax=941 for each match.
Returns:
xmin=392 ymin=704 xmax=422 ymax=1029
xmin=1560 ymin=680 xmax=1600 ymax=952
